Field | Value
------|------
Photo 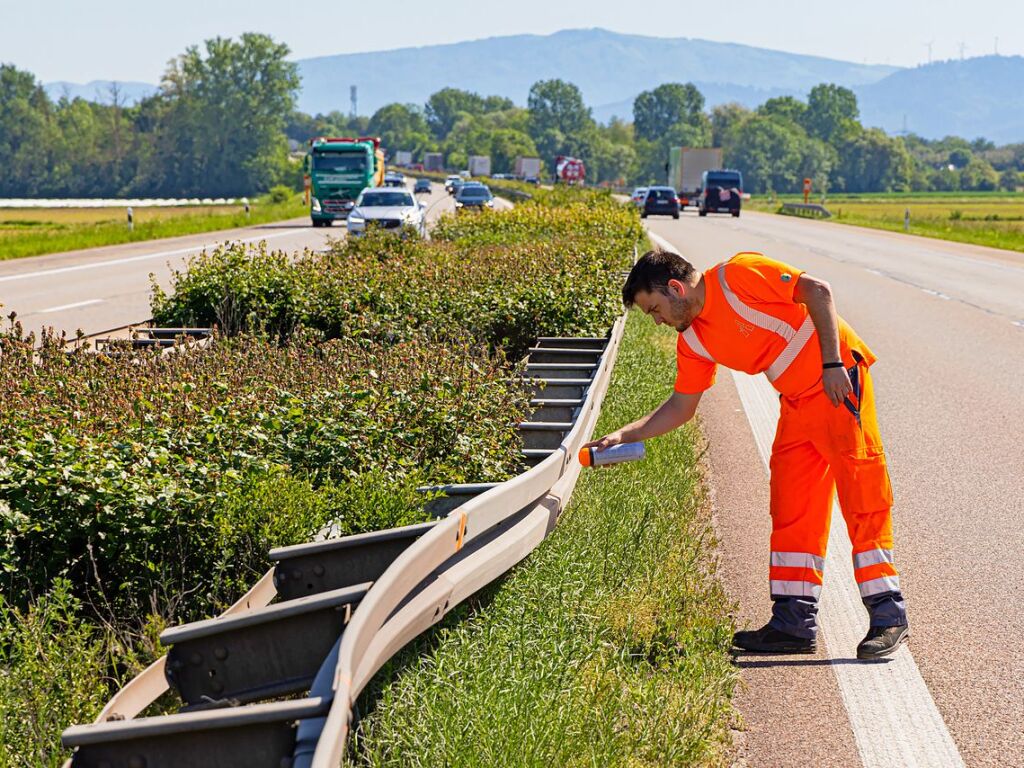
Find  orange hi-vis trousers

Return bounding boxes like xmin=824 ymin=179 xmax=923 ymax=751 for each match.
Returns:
xmin=767 ymin=358 xmax=905 ymax=637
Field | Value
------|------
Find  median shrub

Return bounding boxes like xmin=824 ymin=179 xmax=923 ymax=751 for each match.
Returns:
xmin=0 ymin=325 xmax=530 ymax=619
xmin=151 ymin=198 xmax=640 ymax=356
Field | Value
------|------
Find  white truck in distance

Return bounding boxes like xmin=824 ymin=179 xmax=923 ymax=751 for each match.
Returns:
xmin=393 ymin=150 xmax=413 ymax=166
xmin=669 ymin=147 xmax=723 ymax=208
xmin=514 ymin=156 xmax=542 ymax=180
xmin=468 ymin=155 xmax=492 ymax=177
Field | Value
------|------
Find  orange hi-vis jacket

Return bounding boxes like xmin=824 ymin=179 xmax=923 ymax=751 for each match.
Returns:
xmin=675 ymin=252 xmax=901 ymax=610
xmin=674 ymin=252 xmax=875 ymax=398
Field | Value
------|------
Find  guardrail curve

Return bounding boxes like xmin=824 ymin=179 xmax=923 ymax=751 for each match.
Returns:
xmin=60 ymin=316 xmax=626 ymax=768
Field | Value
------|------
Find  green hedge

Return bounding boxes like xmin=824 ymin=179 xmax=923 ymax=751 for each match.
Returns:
xmin=151 ymin=197 xmax=640 ymax=357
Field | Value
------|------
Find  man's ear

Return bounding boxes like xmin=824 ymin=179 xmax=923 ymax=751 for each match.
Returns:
xmin=667 ymin=278 xmax=687 ymax=297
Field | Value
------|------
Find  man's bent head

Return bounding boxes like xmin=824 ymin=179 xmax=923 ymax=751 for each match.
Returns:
xmin=622 ymin=250 xmax=702 ymax=332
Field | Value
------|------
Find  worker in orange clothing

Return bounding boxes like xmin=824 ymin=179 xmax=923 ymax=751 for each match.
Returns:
xmin=584 ymin=249 xmax=909 ymax=658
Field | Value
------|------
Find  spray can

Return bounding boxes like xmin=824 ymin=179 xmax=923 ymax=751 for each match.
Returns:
xmin=578 ymin=442 xmax=646 ymax=468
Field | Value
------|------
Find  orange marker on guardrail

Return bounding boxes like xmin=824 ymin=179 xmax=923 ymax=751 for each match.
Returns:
xmin=578 ymin=442 xmax=646 ymax=467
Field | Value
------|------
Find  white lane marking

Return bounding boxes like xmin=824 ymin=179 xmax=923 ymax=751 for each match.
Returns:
xmin=731 ymin=372 xmax=965 ymax=768
xmin=0 ymin=228 xmax=307 ymax=284
xmin=646 ymin=229 xmax=965 ymax=767
xmin=40 ymin=299 xmax=103 ymax=313
xmin=920 ymin=288 xmax=951 ymax=300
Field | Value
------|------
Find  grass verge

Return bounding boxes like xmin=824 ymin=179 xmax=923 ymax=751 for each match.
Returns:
xmin=0 ymin=194 xmax=307 ymax=261
xmin=349 ymin=309 xmax=738 ymax=767
xmin=747 ymin=193 xmax=1024 ymax=253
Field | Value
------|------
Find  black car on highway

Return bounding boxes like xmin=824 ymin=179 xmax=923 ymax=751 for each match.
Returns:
xmin=698 ymin=170 xmax=743 ymax=217
xmin=413 ymin=178 xmax=432 ymax=194
xmin=641 ymin=186 xmax=680 ymax=219
xmin=454 ymin=183 xmax=494 ymax=212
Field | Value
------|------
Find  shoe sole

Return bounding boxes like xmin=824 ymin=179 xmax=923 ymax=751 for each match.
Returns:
xmin=856 ymin=628 xmax=910 ymax=660
xmin=732 ymin=643 xmax=817 ymax=655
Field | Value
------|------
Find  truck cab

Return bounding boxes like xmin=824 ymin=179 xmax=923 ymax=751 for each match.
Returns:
xmin=306 ymin=137 xmax=385 ymax=227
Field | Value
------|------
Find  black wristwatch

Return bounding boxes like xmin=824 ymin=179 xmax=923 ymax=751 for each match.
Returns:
xmin=822 ymin=361 xmax=844 ymax=369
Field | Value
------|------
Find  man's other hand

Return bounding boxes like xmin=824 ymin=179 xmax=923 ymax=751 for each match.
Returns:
xmin=823 ymin=366 xmax=853 ymax=407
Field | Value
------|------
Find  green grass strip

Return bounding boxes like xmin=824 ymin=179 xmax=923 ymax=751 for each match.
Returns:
xmin=0 ymin=197 xmax=307 ymax=261
xmin=350 ymin=310 xmax=738 ymax=767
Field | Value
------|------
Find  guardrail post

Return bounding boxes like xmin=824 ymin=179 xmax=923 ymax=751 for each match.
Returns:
xmin=126 ymin=206 xmax=134 ymax=232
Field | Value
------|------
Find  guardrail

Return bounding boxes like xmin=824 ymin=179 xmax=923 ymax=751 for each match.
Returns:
xmin=780 ymin=202 xmax=832 ymax=219
xmin=61 ymin=318 xmax=626 ymax=767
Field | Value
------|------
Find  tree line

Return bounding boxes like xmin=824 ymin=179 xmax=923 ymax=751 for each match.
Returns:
xmin=3 ymin=32 xmax=1022 ymax=197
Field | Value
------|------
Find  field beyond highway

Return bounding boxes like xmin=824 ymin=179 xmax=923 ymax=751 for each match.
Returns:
xmin=748 ymin=192 xmax=1024 ymax=253
xmin=0 ymin=195 xmax=307 ymax=260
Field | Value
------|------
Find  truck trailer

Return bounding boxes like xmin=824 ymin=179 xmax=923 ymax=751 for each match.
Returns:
xmin=554 ymin=156 xmax=585 ymax=185
xmin=305 ymin=136 xmax=385 ymax=226
xmin=668 ymin=147 xmax=723 ymax=208
xmin=514 ymin=156 xmax=542 ymax=180
xmin=468 ymin=155 xmax=492 ymax=177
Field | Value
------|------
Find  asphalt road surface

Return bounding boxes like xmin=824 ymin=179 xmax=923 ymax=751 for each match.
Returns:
xmin=644 ymin=210 xmax=1023 ymax=767
xmin=0 ymin=182 xmax=457 ymax=337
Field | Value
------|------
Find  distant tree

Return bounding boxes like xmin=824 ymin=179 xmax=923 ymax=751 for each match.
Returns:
xmin=527 ymin=79 xmax=594 ymax=161
xmin=489 ymin=128 xmax=539 ymax=174
xmin=137 ymin=33 xmax=299 ymax=196
xmin=0 ymin=64 xmax=54 ymax=196
xmin=424 ymin=88 xmax=513 ymax=140
xmin=729 ymin=115 xmax=805 ymax=193
xmin=368 ymin=103 xmax=432 ymax=156
xmin=632 ymin=83 xmax=705 ymax=143
xmin=710 ymin=102 xmax=751 ymax=150
xmin=804 ymin=84 xmax=859 ymax=144
xmin=999 ymin=168 xmax=1021 ymax=191
xmin=758 ymin=96 xmax=808 ymax=127
xmin=959 ymin=156 xmax=999 ymax=190
xmin=836 ymin=128 xmax=913 ymax=192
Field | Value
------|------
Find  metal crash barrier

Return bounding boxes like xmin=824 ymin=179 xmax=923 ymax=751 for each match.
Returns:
xmin=61 ymin=317 xmax=626 ymax=768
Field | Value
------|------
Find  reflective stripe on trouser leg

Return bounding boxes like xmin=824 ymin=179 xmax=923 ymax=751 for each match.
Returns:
xmin=816 ymin=363 xmax=907 ymax=626
xmin=767 ymin=398 xmax=835 ymax=638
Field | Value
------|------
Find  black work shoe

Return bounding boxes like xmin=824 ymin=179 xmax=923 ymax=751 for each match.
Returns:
xmin=857 ymin=624 xmax=910 ymax=660
xmin=732 ymin=623 xmax=816 ymax=654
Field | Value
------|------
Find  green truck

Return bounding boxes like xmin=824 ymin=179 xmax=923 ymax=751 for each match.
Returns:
xmin=304 ymin=136 xmax=385 ymax=226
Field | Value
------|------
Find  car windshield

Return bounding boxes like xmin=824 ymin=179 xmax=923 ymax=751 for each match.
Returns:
xmin=707 ymin=173 xmax=741 ymax=187
xmin=313 ymin=153 xmax=366 ymax=172
xmin=648 ymin=189 xmax=676 ymax=200
xmin=458 ymin=187 xmax=492 ymax=200
xmin=359 ymin=191 xmax=414 ymax=207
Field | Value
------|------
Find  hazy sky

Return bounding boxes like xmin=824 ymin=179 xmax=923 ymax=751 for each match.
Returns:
xmin=2 ymin=0 xmax=1022 ymax=83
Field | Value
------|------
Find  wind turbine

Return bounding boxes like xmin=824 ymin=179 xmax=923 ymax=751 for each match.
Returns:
xmin=924 ymin=40 xmax=934 ymax=65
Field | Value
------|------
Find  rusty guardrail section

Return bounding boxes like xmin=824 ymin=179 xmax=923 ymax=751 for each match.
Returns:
xmin=61 ymin=316 xmax=626 ymax=767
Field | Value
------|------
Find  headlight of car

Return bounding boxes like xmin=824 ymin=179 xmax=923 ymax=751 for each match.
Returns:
xmin=455 ymin=201 xmax=464 ymax=208
xmin=311 ymin=197 xmax=321 ymax=212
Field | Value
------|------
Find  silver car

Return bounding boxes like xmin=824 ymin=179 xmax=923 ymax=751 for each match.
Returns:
xmin=346 ymin=188 xmax=427 ymax=238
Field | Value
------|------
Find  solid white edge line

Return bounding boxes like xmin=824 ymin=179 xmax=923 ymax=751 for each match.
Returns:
xmin=647 ymin=229 xmax=965 ymax=768
xmin=0 ymin=227 xmax=308 ymax=284
xmin=40 ymin=299 xmax=104 ymax=313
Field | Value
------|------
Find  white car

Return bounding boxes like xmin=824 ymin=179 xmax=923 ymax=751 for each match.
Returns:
xmin=346 ymin=187 xmax=427 ymax=238
xmin=631 ymin=187 xmax=648 ymax=207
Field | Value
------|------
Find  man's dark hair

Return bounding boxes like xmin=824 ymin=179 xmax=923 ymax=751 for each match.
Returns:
xmin=621 ymin=250 xmax=697 ymax=307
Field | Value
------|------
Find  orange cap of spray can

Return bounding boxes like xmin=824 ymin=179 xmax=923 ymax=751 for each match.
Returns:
xmin=579 ymin=442 xmax=646 ymax=467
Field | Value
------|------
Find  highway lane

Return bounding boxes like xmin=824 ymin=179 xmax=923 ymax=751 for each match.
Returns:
xmin=0 ymin=183 xmax=456 ymax=337
xmin=645 ymin=210 xmax=1023 ymax=767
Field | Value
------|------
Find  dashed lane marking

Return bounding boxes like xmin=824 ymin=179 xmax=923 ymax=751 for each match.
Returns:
xmin=40 ymin=299 xmax=103 ymax=313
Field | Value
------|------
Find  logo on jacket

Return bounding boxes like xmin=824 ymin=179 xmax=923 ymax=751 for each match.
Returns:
xmin=735 ymin=319 xmax=755 ymax=337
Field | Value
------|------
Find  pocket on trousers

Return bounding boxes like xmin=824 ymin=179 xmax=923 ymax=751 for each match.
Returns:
xmin=836 ymin=449 xmax=894 ymax=514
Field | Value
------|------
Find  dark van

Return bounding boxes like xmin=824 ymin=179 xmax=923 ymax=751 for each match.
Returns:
xmin=698 ymin=170 xmax=743 ymax=218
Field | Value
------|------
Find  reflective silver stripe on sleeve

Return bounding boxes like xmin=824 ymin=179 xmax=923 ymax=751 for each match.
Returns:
xmin=681 ymin=327 xmax=714 ymax=362
xmin=770 ymin=551 xmax=826 ymax=572
xmin=770 ymin=580 xmax=822 ymax=599
xmin=853 ymin=548 xmax=895 ymax=570
xmin=717 ymin=264 xmax=796 ymax=340
xmin=858 ymin=575 xmax=901 ymax=597
xmin=765 ymin=315 xmax=816 ymax=382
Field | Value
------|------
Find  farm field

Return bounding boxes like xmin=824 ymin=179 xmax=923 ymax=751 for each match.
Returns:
xmin=0 ymin=194 xmax=307 ymax=260
xmin=747 ymin=193 xmax=1024 ymax=253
